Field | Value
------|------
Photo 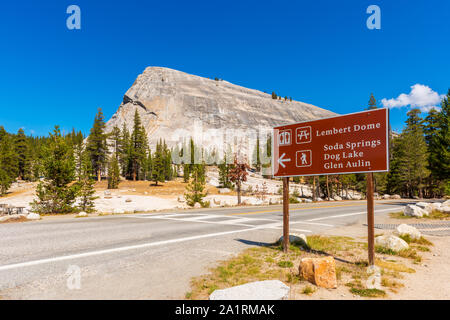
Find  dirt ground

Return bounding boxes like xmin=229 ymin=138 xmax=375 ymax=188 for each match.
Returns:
xmin=187 ymin=212 xmax=450 ymax=300
xmin=299 ymin=214 xmax=450 ymax=300
xmin=93 ymin=178 xmax=224 ymax=198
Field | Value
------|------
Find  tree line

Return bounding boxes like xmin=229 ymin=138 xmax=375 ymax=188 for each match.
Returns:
xmin=0 ymin=91 xmax=448 ymax=212
xmin=0 ymin=108 xmax=176 ymax=213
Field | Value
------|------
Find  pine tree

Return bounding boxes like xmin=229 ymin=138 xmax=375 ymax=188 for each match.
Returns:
xmin=429 ymin=90 xmax=450 ymax=195
xmin=151 ymin=140 xmax=165 ymax=186
xmin=388 ymin=109 xmax=429 ymax=197
xmin=120 ymin=123 xmax=131 ymax=178
xmin=145 ymin=150 xmax=153 ymax=181
xmin=109 ymin=126 xmax=122 ymax=157
xmin=15 ymin=128 xmax=30 ymax=180
xmin=163 ymin=141 xmax=173 ymax=181
xmin=86 ymin=108 xmax=109 ymax=181
xmin=183 ymin=138 xmax=196 ymax=182
xmin=130 ymin=110 xmax=148 ymax=181
xmin=0 ymin=126 xmax=18 ymax=195
xmin=368 ymin=93 xmax=377 ymax=110
xmin=271 ymin=92 xmax=277 ymax=100
xmin=31 ymin=126 xmax=79 ymax=214
xmin=424 ymin=108 xmax=441 ymax=196
xmin=218 ymin=152 xmax=233 ymax=189
xmin=76 ymin=151 xmax=98 ymax=213
xmin=107 ymin=152 xmax=121 ymax=189
xmin=184 ymin=163 xmax=207 ymax=207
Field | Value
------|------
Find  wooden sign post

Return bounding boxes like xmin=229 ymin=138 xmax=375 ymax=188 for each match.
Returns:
xmin=273 ymin=109 xmax=389 ymax=260
xmin=366 ymin=172 xmax=375 ymax=265
xmin=283 ymin=177 xmax=290 ymax=252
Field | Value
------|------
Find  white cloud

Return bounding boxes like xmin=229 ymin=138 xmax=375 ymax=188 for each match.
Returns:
xmin=381 ymin=84 xmax=444 ymax=112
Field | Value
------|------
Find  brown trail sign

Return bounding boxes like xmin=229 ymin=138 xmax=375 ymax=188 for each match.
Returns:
xmin=272 ymin=108 xmax=389 ymax=262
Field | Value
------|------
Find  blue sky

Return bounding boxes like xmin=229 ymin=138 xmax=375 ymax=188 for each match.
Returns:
xmin=0 ymin=0 xmax=449 ymax=136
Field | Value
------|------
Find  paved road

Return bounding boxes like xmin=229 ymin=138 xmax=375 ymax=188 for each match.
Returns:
xmin=0 ymin=200 xmax=407 ymax=299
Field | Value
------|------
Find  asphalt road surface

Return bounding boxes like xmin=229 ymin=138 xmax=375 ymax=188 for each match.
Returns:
xmin=0 ymin=200 xmax=406 ymax=299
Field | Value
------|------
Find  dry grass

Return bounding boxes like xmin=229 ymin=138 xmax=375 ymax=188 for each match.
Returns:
xmin=389 ymin=211 xmax=412 ymax=219
xmin=389 ymin=210 xmax=449 ymax=220
xmin=375 ymin=259 xmax=415 ymax=273
xmin=186 ymin=235 xmax=416 ymax=300
xmin=0 ymin=216 xmax=29 ymax=224
xmin=93 ymin=178 xmax=221 ymax=197
xmin=381 ymin=277 xmax=404 ymax=293
xmin=428 ymin=210 xmax=450 ymax=220
xmin=301 ymin=285 xmax=316 ymax=295
xmin=375 ymin=234 xmax=433 ymax=264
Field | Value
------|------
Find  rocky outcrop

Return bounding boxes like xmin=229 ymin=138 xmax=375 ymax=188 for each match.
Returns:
xmin=105 ymin=67 xmax=336 ymax=161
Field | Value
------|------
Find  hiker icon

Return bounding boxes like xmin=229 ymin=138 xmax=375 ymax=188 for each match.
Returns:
xmin=300 ymin=152 xmax=307 ymax=165
xmin=296 ymin=150 xmax=312 ymax=167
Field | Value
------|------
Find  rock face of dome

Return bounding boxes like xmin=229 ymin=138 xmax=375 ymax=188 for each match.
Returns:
xmin=105 ymin=66 xmax=336 ymax=162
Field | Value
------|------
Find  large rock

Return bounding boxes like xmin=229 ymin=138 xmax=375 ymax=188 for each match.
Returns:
xmin=394 ymin=224 xmax=421 ymax=240
xmin=278 ymin=233 xmax=308 ymax=247
xmin=77 ymin=211 xmax=88 ymax=217
xmin=375 ymin=234 xmax=409 ymax=252
xmin=26 ymin=213 xmax=41 ymax=220
xmin=439 ymin=206 xmax=450 ymax=214
xmin=415 ymin=202 xmax=433 ymax=213
xmin=382 ymin=194 xmax=391 ymax=200
xmin=209 ymin=280 xmax=290 ymax=300
xmin=403 ymin=204 xmax=428 ymax=218
xmin=391 ymin=194 xmax=401 ymax=199
xmin=299 ymin=256 xmax=337 ymax=289
xmin=430 ymin=202 xmax=442 ymax=210
xmin=218 ymin=188 xmax=231 ymax=194
xmin=104 ymin=67 xmax=335 ymax=160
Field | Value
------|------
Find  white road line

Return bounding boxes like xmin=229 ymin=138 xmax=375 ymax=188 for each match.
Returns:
xmin=268 ymin=226 xmax=312 ymax=233
xmin=0 ymin=226 xmax=261 ymax=272
xmin=306 ymin=208 xmax=402 ymax=222
xmin=290 ymin=228 xmax=313 ymax=233
xmin=290 ymin=221 xmax=334 ymax=227
xmin=220 ymin=218 xmax=254 ymax=225
xmin=131 ymin=216 xmax=256 ymax=227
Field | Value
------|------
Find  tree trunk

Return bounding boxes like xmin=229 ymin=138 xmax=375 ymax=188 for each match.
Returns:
xmin=237 ymin=181 xmax=241 ymax=204
xmin=326 ymin=175 xmax=330 ymax=201
xmin=312 ymin=177 xmax=316 ymax=201
xmin=97 ymin=169 xmax=101 ymax=182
